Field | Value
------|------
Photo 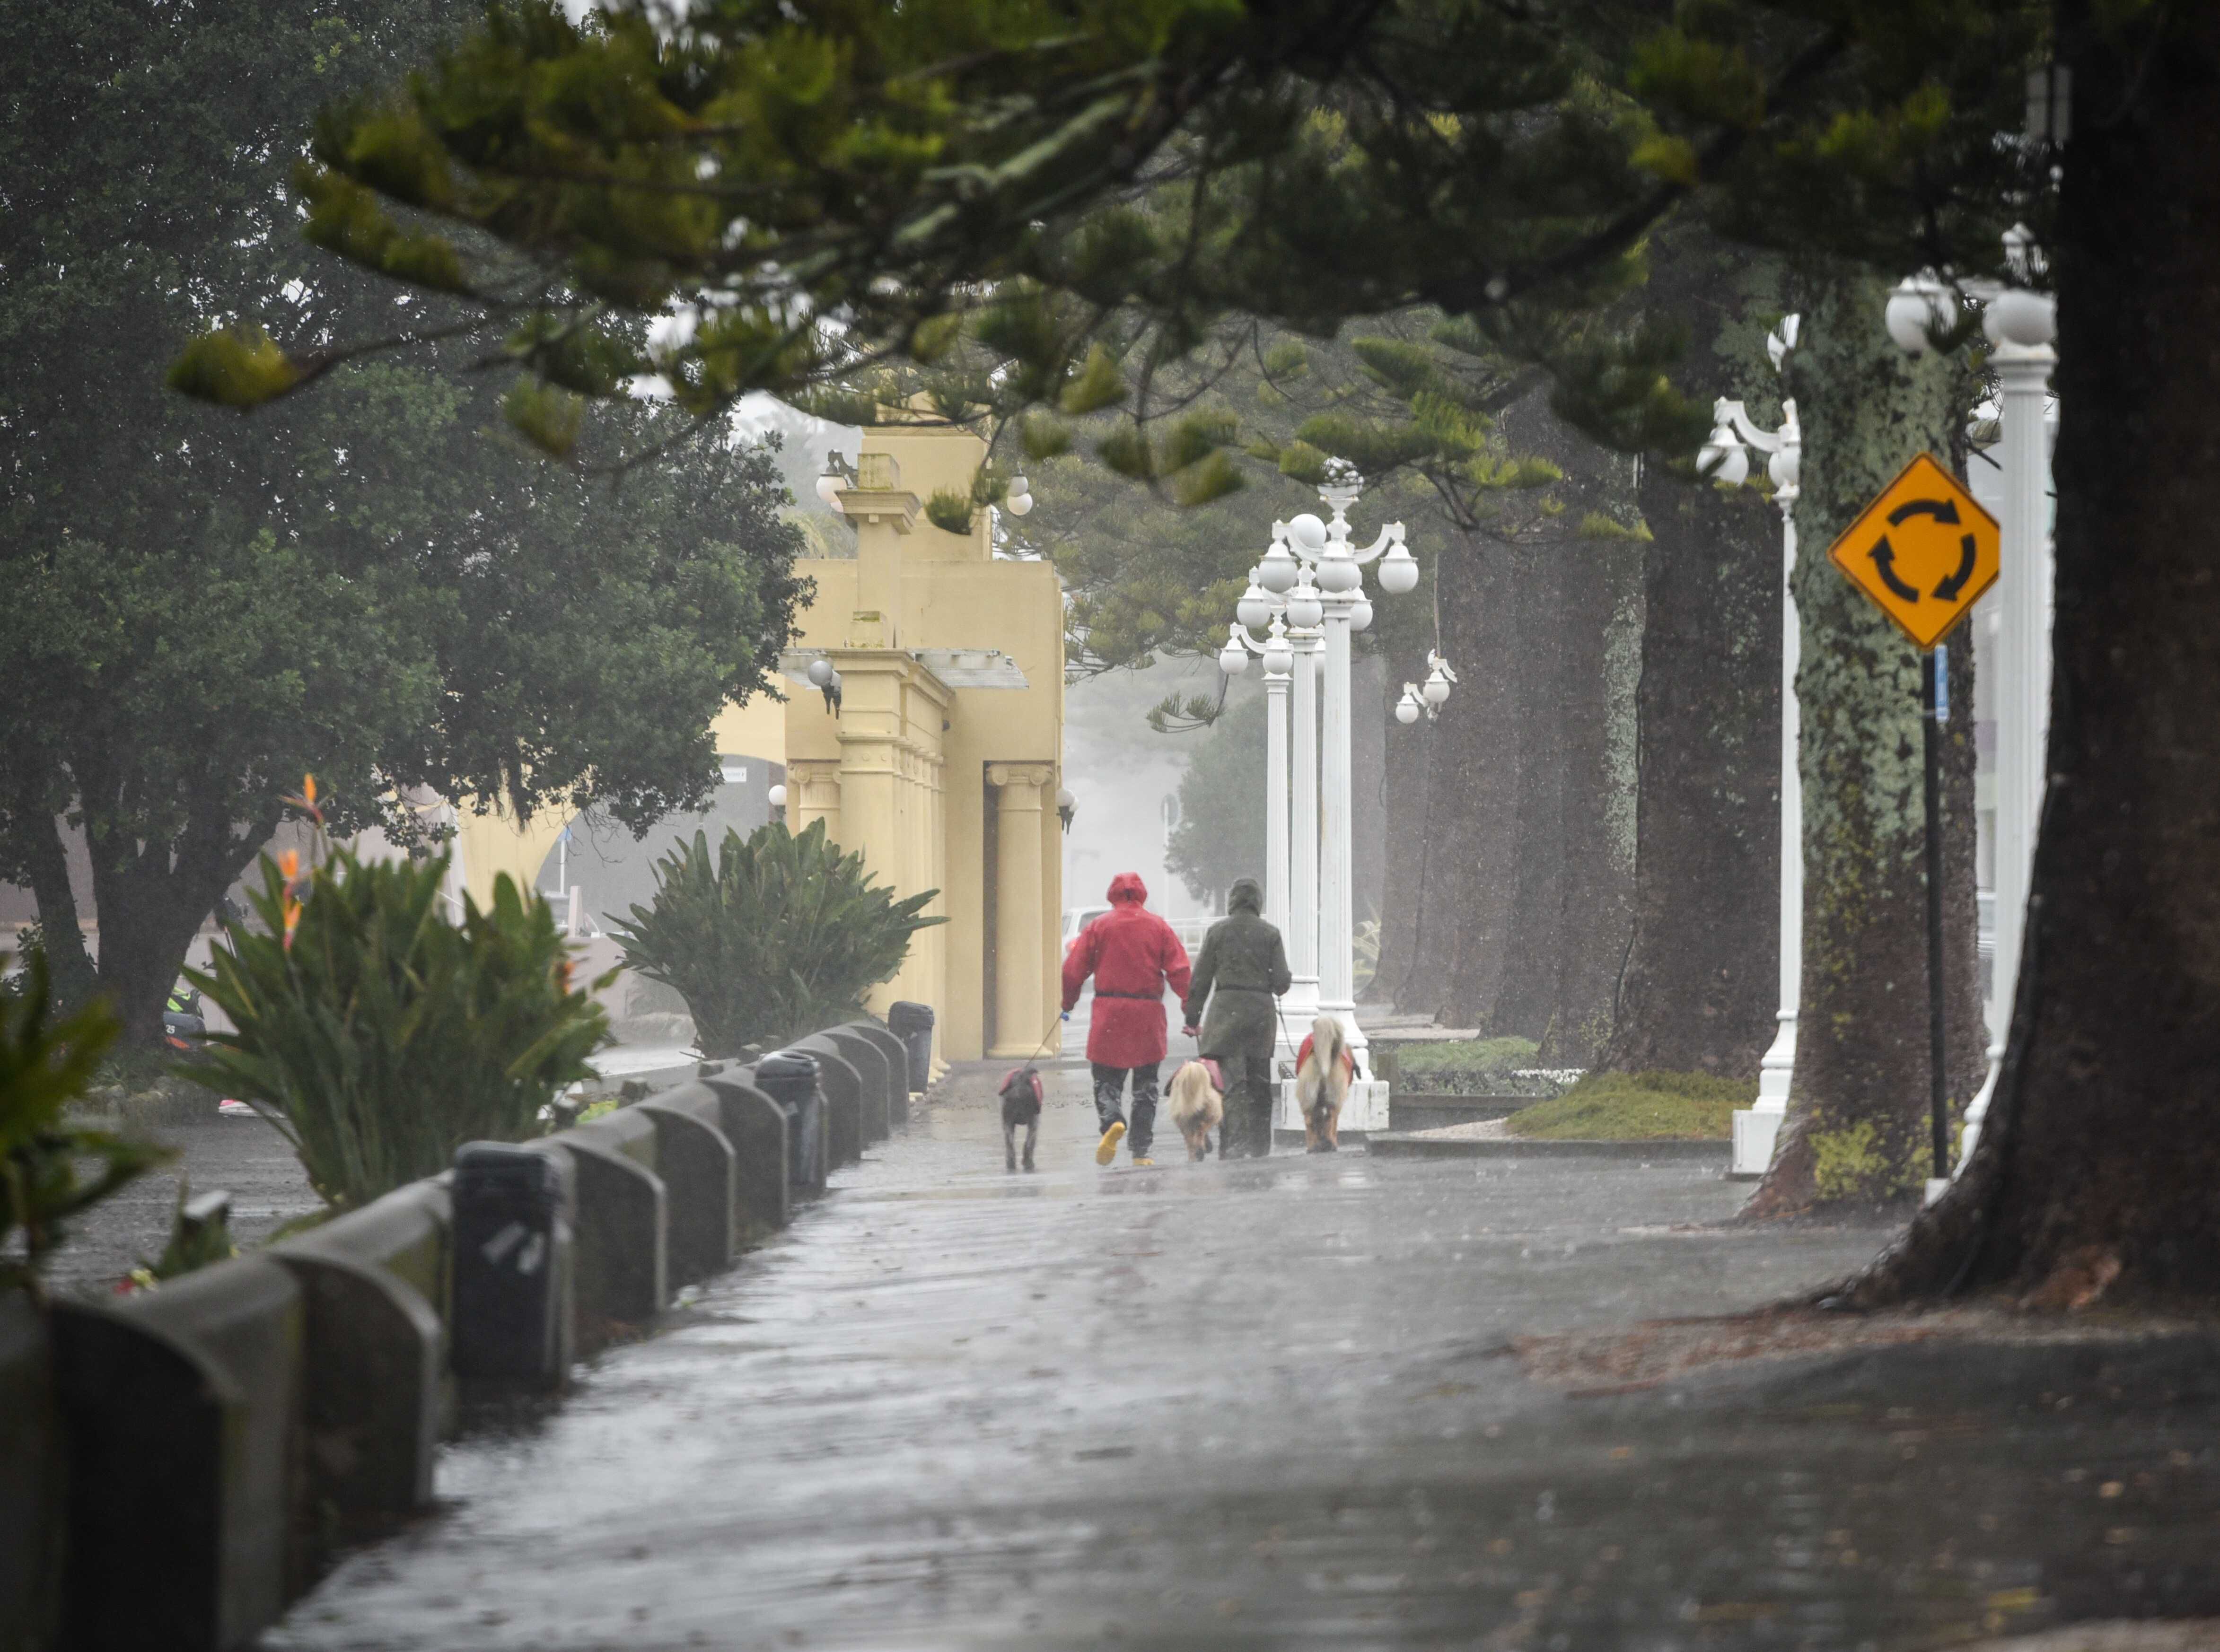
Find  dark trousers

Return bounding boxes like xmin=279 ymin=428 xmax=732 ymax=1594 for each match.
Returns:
xmin=1211 ymin=1037 xmax=1278 ymax=1158
xmin=1091 ymin=1061 xmax=1160 ymax=1157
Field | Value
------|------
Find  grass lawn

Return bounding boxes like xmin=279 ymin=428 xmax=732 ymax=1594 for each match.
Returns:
xmin=1389 ymin=1036 xmax=1541 ymax=1093
xmin=1505 ymin=1069 xmax=1753 ymax=1140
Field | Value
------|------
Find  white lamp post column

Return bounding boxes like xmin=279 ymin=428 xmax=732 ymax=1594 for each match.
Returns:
xmin=1264 ymin=625 xmax=1292 ymax=935
xmin=1286 ymin=613 xmax=1323 ymax=1034
xmin=1959 ymin=331 xmax=2057 ymax=1167
xmin=1881 ymin=240 xmax=2057 ymax=1179
xmin=1220 ymin=601 xmax=1295 ymax=936
xmin=1698 ymin=315 xmax=1804 ymax=1178
xmin=1318 ymin=585 xmax=1359 ymax=1056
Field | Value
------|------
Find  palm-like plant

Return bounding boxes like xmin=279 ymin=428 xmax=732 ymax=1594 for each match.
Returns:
xmin=183 ymin=848 xmax=611 ymax=1211
xmin=611 ymin=819 xmax=943 ymax=1057
xmin=1 ymin=954 xmax=167 ymax=1298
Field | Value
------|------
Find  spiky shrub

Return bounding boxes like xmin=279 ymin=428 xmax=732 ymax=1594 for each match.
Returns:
xmin=1 ymin=954 xmax=167 ymax=1297
xmin=611 ymin=819 xmax=943 ymax=1057
xmin=182 ymin=848 xmax=610 ymax=1211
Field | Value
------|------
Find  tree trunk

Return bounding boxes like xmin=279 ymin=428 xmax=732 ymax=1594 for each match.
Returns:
xmin=1746 ymin=265 xmax=1976 ymax=1215
xmin=17 ymin=811 xmax=100 ymax=1008
xmin=1481 ymin=533 xmax=1570 ymax=1040
xmin=1457 ymin=391 xmax=1641 ymax=1061
xmin=79 ymin=780 xmax=271 ymax=1049
xmin=1850 ymin=5 xmax=2220 ymax=1303
xmin=1598 ymin=238 xmax=1786 ymax=1077
xmin=1369 ymin=619 xmax=1432 ymax=1006
xmin=1420 ymin=523 xmax=1521 ymax=1024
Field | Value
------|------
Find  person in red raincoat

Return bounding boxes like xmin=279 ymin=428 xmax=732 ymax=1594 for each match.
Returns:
xmin=1061 ymin=872 xmax=1192 ymax=1166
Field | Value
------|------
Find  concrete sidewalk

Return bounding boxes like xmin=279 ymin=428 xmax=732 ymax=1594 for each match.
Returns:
xmin=263 ymin=1061 xmax=2220 ymax=1651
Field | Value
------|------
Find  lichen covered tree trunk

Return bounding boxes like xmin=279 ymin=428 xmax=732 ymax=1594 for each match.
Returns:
xmin=1369 ymin=621 xmax=1433 ymax=1006
xmin=1746 ymin=266 xmax=1979 ymax=1214
xmin=1415 ymin=524 xmax=1521 ymax=1023
xmin=1850 ymin=5 xmax=2220 ymax=1303
xmin=1599 ymin=237 xmax=1786 ymax=1076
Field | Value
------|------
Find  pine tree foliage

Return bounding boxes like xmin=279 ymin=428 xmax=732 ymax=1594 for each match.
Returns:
xmin=172 ymin=0 xmax=2049 ymax=480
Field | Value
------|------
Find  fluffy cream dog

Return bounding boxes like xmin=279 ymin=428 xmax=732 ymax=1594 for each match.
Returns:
xmin=1165 ymin=1058 xmax=1226 ymax=1161
xmin=1295 ymin=1014 xmax=1354 ymax=1153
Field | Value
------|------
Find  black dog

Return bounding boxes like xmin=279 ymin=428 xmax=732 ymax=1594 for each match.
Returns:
xmin=999 ymin=1065 xmax=1043 ymax=1172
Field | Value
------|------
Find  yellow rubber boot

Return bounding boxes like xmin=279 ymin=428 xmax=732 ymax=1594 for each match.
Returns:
xmin=1095 ymin=1120 xmax=1126 ymax=1165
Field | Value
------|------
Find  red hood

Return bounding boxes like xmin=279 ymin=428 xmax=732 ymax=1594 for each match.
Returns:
xmin=1106 ymin=872 xmax=1149 ymax=907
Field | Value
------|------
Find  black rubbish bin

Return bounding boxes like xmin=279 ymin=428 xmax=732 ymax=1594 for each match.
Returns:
xmin=754 ymin=1050 xmax=824 ymax=1195
xmin=451 ymin=1141 xmax=574 ymax=1386
xmin=887 ymin=1001 xmax=935 ymax=1093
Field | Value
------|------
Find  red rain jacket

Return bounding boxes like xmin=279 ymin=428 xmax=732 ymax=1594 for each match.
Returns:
xmin=1061 ymin=873 xmax=1193 ymax=1068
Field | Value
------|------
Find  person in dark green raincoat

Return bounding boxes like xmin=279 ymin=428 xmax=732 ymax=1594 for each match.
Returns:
xmin=1180 ymin=877 xmax=1292 ymax=1158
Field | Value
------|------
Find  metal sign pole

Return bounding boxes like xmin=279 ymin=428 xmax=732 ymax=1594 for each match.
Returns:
xmin=1921 ymin=645 xmax=1950 ymax=1181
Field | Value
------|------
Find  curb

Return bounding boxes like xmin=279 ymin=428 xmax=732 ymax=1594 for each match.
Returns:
xmin=1367 ymin=1133 xmax=1728 ymax=1163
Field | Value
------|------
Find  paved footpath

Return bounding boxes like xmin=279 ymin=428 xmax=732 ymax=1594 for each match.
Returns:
xmin=267 ymin=1064 xmax=2220 ymax=1652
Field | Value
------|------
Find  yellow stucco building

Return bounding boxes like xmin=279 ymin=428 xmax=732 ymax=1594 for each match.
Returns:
xmin=456 ymin=414 xmax=1066 ymax=1066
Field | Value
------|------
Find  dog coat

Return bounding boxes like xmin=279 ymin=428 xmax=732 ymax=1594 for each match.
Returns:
xmin=998 ymin=1065 xmax=1044 ymax=1116
xmin=1184 ymin=1056 xmax=1226 ymax=1094
xmin=1295 ymin=1032 xmax=1357 ymax=1080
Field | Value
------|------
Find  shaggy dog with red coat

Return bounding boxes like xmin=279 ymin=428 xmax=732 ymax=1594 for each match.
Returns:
xmin=1061 ymin=873 xmax=1193 ymax=1167
xmin=1296 ymin=1014 xmax=1356 ymax=1153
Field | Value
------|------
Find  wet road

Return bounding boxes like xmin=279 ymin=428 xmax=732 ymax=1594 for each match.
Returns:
xmin=268 ymin=1064 xmax=2220 ymax=1651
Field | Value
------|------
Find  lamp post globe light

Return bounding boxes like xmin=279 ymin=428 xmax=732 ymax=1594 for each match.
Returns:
xmin=1885 ymin=231 xmax=2058 ymax=1183
xmin=1695 ymin=314 xmax=1805 ymax=1179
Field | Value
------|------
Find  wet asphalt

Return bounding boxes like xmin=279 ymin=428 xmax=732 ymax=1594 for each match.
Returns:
xmin=263 ymin=1062 xmax=2220 ymax=1652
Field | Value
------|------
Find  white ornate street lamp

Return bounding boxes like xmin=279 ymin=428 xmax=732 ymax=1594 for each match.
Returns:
xmin=1697 ymin=315 xmax=1803 ymax=1178
xmin=1885 ymin=231 xmax=2057 ymax=1179
xmin=1293 ymin=463 xmax=1428 ymax=1098
xmin=1227 ymin=468 xmax=1446 ymax=1134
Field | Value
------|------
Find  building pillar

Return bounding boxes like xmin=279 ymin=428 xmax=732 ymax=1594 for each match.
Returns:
xmin=987 ymin=763 xmax=1057 ymax=1059
xmin=786 ymin=760 xmax=842 ymax=844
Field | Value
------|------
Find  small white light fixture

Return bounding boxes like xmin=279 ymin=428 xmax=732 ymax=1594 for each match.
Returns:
xmin=1236 ymin=582 xmax=1272 ymax=629
xmin=1314 ymin=551 xmax=1361 ymax=594
xmin=1219 ymin=631 xmax=1249 ymax=675
xmin=1056 ymin=785 xmax=1076 ymax=832
xmin=1768 ymin=445 xmax=1800 ymax=490
xmin=1395 ymin=686 xmax=1422 ymax=725
xmin=1377 ymin=541 xmax=1419 ymax=594
xmin=1258 ymin=536 xmax=1299 ymax=594
xmin=1004 ymin=482 xmax=1034 ymax=516
xmin=1698 ymin=426 xmax=1750 ymax=487
xmin=815 ymin=472 xmax=841 ymax=505
xmin=806 ymin=656 xmax=835 ymax=688
xmin=1422 ymin=657 xmax=1454 ymax=706
xmin=1885 ymin=275 xmax=1954 ymax=355
xmin=1263 ymin=633 xmax=1293 ymax=677
xmin=1287 ymin=512 xmax=1328 ymax=554
xmin=767 ymin=783 xmax=788 ymax=810
xmin=1347 ymin=595 xmax=1374 ymax=632
xmin=1284 ymin=580 xmax=1323 ymax=630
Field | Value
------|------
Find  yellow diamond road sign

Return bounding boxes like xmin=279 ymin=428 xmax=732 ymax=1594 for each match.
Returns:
xmin=1825 ymin=453 xmax=2000 ymax=650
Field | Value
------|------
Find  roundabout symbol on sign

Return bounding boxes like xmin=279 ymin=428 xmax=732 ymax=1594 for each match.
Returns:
xmin=1825 ymin=453 xmax=1999 ymax=649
